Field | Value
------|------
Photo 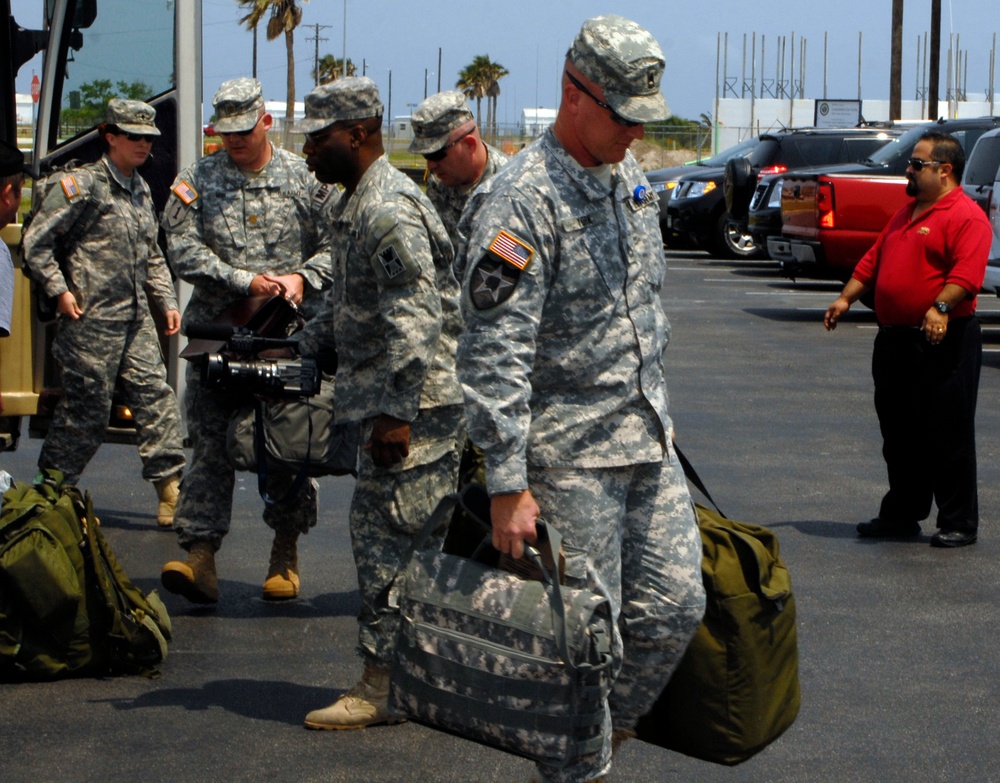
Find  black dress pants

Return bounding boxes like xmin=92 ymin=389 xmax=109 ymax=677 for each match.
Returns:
xmin=872 ymin=316 xmax=981 ymax=532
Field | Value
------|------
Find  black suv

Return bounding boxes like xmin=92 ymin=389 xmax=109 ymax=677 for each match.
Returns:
xmin=665 ymin=127 xmax=901 ymax=259
xmin=647 ymin=136 xmax=759 ymax=245
xmin=748 ymin=116 xmax=1000 ymax=257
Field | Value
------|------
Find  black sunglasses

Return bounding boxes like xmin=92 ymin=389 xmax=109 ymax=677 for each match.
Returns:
xmin=423 ymin=126 xmax=475 ymax=162
xmin=565 ymin=71 xmax=641 ymax=128
xmin=907 ymin=157 xmax=944 ymax=172
xmin=114 ymin=129 xmax=155 ymax=142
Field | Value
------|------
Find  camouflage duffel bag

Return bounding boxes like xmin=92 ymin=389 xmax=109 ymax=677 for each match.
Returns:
xmin=389 ymin=491 xmax=613 ymax=769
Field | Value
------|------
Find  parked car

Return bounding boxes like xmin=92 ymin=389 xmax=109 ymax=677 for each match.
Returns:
xmin=745 ymin=131 xmax=902 ymax=254
xmin=646 ymin=136 xmax=759 ymax=245
xmin=771 ymin=116 xmax=1000 ymax=282
xmin=962 ymin=127 xmax=1000 ymax=215
xmin=982 ymin=159 xmax=1000 ymax=295
xmin=665 ymin=127 xmax=904 ymax=259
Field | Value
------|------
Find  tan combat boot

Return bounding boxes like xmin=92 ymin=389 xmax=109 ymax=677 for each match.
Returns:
xmin=160 ymin=541 xmax=219 ymax=604
xmin=262 ymin=532 xmax=299 ymax=601
xmin=612 ymin=727 xmax=636 ymax=756
xmin=303 ymin=665 xmax=403 ymax=730
xmin=154 ymin=474 xmax=180 ymax=528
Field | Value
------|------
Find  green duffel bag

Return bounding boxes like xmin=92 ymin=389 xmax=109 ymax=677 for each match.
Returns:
xmin=0 ymin=470 xmax=172 ymax=680
xmin=636 ymin=451 xmax=800 ymax=765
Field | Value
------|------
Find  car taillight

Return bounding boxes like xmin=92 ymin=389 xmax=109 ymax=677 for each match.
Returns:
xmin=757 ymin=165 xmax=787 ymax=180
xmin=817 ymin=182 xmax=835 ymax=229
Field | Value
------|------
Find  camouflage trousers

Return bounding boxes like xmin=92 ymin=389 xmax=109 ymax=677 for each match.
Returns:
xmin=350 ymin=405 xmax=463 ymax=667
xmin=528 ymin=450 xmax=706 ymax=783
xmin=171 ymin=361 xmax=317 ymax=550
xmin=39 ymin=316 xmax=184 ymax=486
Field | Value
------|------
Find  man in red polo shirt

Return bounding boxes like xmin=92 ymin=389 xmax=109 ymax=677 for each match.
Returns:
xmin=824 ymin=130 xmax=991 ymax=548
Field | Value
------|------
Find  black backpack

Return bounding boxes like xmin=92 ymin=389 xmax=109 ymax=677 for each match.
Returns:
xmin=0 ymin=470 xmax=171 ymax=680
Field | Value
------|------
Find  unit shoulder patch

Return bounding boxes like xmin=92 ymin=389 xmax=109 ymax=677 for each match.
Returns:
xmin=468 ymin=255 xmax=521 ymax=310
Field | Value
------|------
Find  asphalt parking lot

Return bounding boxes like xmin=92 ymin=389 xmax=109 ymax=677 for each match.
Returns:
xmin=3 ymin=249 xmax=1000 ymax=783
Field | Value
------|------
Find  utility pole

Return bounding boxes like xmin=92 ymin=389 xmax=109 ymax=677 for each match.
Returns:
xmin=929 ymin=0 xmax=941 ymax=119
xmin=890 ymin=0 xmax=903 ymax=120
xmin=306 ymin=23 xmax=331 ymax=86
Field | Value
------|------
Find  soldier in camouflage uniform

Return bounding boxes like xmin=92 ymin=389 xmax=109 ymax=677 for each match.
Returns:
xmin=409 ymin=90 xmax=508 ymax=238
xmin=22 ymin=99 xmax=185 ymax=527
xmin=454 ymin=17 xmax=706 ymax=783
xmin=158 ymin=78 xmax=334 ymax=605
xmin=292 ymin=77 xmax=464 ymax=730
xmin=409 ymin=91 xmax=509 ymax=500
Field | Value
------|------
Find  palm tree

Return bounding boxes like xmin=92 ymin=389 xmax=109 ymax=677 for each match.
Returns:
xmin=456 ymin=55 xmax=491 ymax=129
xmin=483 ymin=59 xmax=509 ymax=139
xmin=316 ymin=55 xmax=356 ymax=85
xmin=237 ymin=0 xmax=306 ymax=148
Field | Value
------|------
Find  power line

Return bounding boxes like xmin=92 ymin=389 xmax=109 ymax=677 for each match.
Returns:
xmin=305 ymin=23 xmax=332 ymax=86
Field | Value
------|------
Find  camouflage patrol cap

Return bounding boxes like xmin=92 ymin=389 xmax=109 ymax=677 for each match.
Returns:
xmin=0 ymin=139 xmax=28 ymax=178
xmin=568 ymin=15 xmax=670 ymax=124
xmin=295 ymin=77 xmax=383 ymax=134
xmin=212 ymin=77 xmax=265 ymax=133
xmin=408 ymin=91 xmax=474 ymax=155
xmin=106 ymin=98 xmax=161 ymax=136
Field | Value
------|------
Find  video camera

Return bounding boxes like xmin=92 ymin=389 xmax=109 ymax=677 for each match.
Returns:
xmin=185 ymin=323 xmax=321 ymax=399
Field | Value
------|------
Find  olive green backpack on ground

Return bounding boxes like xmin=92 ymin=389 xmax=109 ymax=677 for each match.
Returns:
xmin=0 ymin=470 xmax=172 ymax=680
xmin=636 ymin=447 xmax=800 ymax=765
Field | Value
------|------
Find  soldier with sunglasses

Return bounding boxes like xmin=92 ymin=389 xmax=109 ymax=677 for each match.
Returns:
xmin=408 ymin=91 xmax=508 ymax=239
xmin=158 ymin=77 xmax=334 ymax=605
xmin=22 ymin=98 xmax=185 ymax=527
xmin=454 ymin=16 xmax=705 ymax=783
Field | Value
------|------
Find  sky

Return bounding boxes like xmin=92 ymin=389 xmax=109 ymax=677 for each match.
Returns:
xmin=9 ymin=0 xmax=998 ymax=125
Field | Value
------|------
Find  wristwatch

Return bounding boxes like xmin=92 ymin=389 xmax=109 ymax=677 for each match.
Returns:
xmin=933 ymin=301 xmax=952 ymax=315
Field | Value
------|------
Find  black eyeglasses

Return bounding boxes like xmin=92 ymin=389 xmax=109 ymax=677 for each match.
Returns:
xmin=114 ymin=129 xmax=155 ymax=142
xmin=423 ymin=127 xmax=475 ymax=162
xmin=564 ymin=71 xmax=641 ymax=128
xmin=907 ymin=157 xmax=944 ymax=172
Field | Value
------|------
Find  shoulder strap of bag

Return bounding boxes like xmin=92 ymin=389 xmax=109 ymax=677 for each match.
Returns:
xmin=673 ymin=442 xmax=726 ymax=519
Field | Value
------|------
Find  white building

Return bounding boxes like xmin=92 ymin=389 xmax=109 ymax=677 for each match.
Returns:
xmin=521 ymin=108 xmax=557 ymax=137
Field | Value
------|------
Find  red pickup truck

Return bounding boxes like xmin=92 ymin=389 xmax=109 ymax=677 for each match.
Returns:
xmin=768 ymin=116 xmax=1000 ymax=281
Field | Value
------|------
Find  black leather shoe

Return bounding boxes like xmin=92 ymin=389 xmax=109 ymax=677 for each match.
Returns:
xmin=930 ymin=529 xmax=977 ymax=548
xmin=856 ymin=517 xmax=921 ymax=538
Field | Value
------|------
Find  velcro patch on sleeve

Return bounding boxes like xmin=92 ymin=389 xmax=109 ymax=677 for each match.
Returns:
xmin=60 ymin=175 xmax=81 ymax=200
xmin=468 ymin=255 xmax=521 ymax=310
xmin=488 ymin=229 xmax=534 ymax=270
xmin=172 ymin=180 xmax=199 ymax=205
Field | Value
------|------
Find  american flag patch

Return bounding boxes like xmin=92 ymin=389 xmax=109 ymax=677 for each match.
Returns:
xmin=60 ymin=175 xmax=81 ymax=200
xmin=489 ymin=230 xmax=534 ymax=270
xmin=172 ymin=180 xmax=199 ymax=205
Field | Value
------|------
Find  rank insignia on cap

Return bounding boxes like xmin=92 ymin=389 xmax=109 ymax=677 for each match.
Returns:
xmin=60 ymin=175 xmax=81 ymax=200
xmin=488 ymin=229 xmax=534 ymax=270
xmin=172 ymin=180 xmax=198 ymax=205
xmin=378 ymin=244 xmax=405 ymax=279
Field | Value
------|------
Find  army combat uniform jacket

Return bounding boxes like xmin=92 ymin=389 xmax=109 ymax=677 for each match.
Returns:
xmin=24 ymin=155 xmax=177 ymax=320
xmin=456 ymin=128 xmax=671 ymax=495
xmin=162 ymin=145 xmax=334 ymax=327
xmin=426 ymin=143 xmax=508 ymax=239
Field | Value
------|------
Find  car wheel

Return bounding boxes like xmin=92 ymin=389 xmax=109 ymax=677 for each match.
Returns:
xmin=724 ymin=157 xmax=754 ymax=219
xmin=713 ymin=211 xmax=763 ymax=259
